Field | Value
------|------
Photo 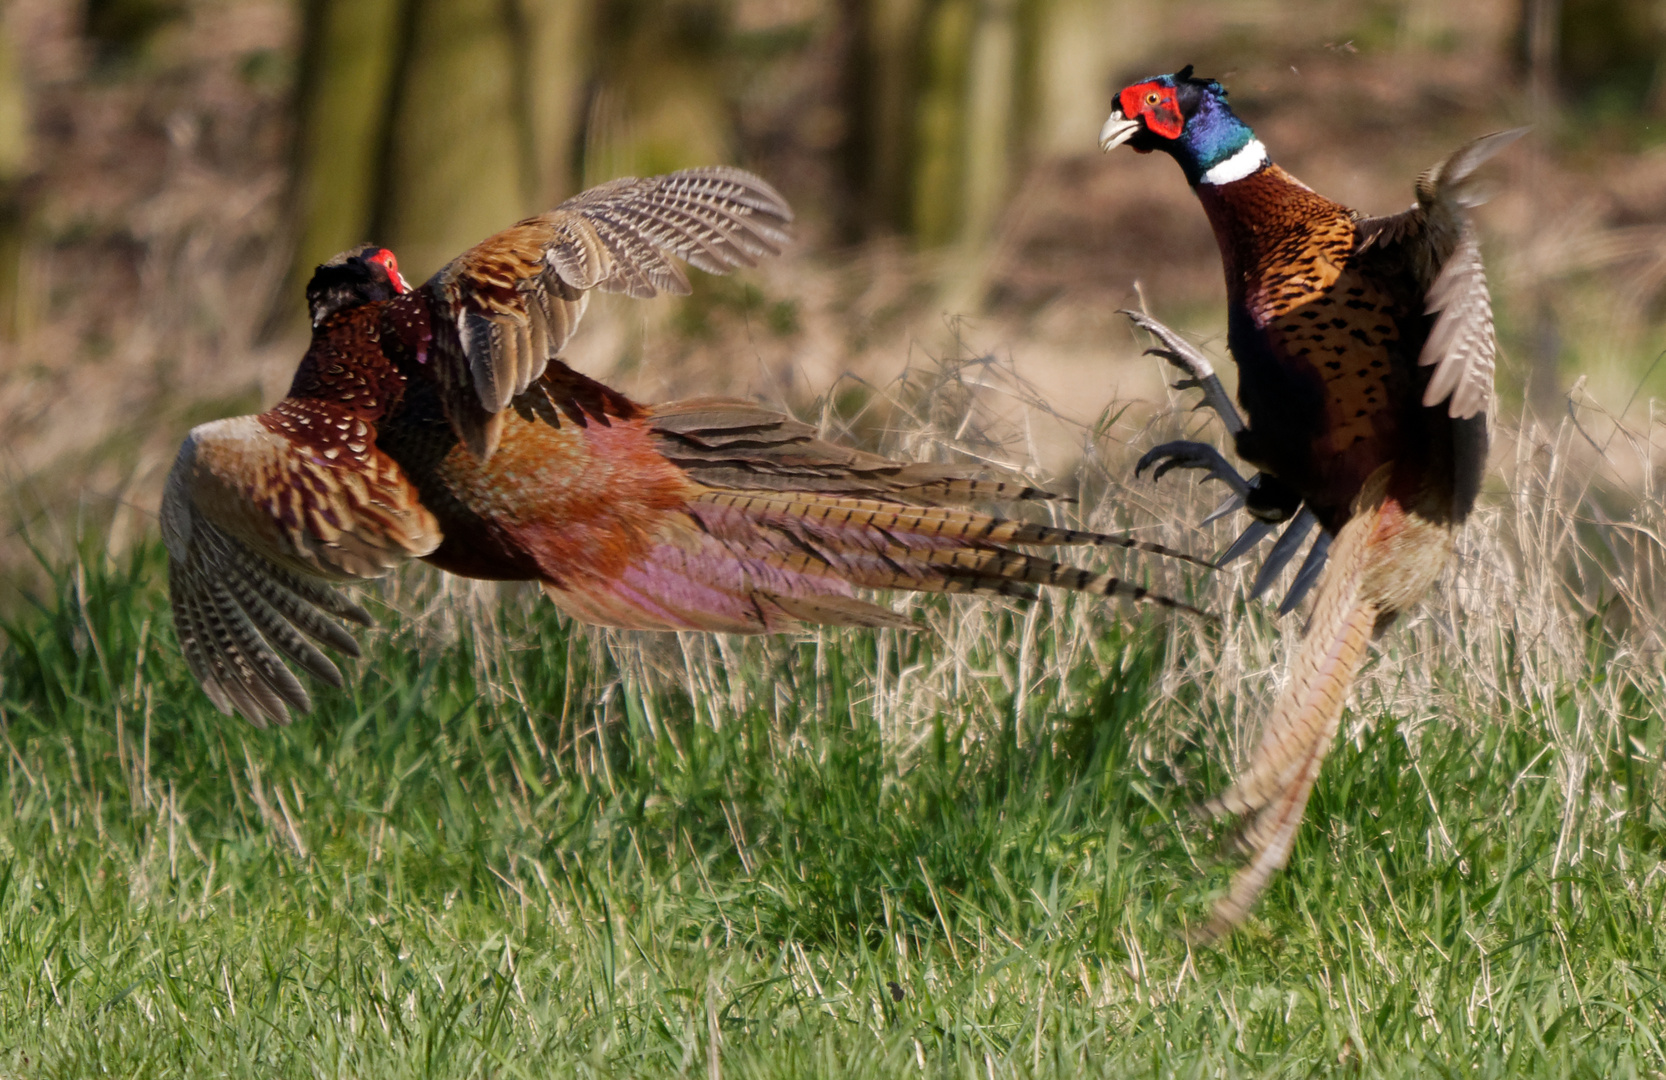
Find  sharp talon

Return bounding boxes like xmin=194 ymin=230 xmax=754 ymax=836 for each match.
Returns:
xmin=1154 ymin=459 xmax=1196 ymax=484
xmin=1248 ymin=508 xmax=1317 ymax=601
xmin=1216 ymin=519 xmax=1276 ymax=566
xmin=1199 ymin=493 xmax=1245 ymax=526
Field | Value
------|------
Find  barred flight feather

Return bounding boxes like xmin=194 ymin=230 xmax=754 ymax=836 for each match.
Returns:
xmin=429 ymin=168 xmax=792 ymax=450
xmin=162 ymin=409 xmax=438 ymax=725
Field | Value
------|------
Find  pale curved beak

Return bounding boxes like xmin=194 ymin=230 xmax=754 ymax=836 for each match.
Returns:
xmin=1099 ymin=106 xmax=1140 ymax=153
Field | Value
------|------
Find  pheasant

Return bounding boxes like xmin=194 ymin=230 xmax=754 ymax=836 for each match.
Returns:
xmin=1099 ymin=68 xmax=1521 ymax=935
xmin=163 ymin=167 xmax=1206 ymax=727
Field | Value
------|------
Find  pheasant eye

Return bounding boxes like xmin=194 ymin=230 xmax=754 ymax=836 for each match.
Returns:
xmin=369 ymin=249 xmax=411 ymax=293
xmin=1146 ymin=92 xmax=1160 ymax=105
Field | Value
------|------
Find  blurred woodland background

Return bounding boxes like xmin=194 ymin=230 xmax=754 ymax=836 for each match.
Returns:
xmin=1 ymin=0 xmax=1665 ymax=602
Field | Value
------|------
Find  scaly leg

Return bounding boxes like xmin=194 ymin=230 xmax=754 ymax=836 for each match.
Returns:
xmin=1120 ymin=309 xmax=1245 ymax=435
xmin=1124 ymin=309 xmax=1330 ymax=607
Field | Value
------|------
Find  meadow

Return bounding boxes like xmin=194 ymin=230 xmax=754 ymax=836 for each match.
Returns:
xmin=1 ymin=1 xmax=1664 ymax=1075
xmin=4 ymin=386 xmax=1665 ymax=1078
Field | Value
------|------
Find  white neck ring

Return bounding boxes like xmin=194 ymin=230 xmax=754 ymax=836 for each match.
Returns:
xmin=1200 ymin=139 xmax=1268 ymax=186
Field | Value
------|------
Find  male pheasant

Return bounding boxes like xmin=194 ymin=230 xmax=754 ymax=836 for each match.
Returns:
xmin=1099 ymin=68 xmax=1520 ymax=935
xmin=163 ymin=167 xmax=1204 ymax=727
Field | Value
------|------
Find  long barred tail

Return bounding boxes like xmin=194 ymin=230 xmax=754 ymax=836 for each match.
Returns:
xmin=693 ymin=489 xmax=1214 ymax=570
xmin=538 ymin=485 xmax=1209 ymax=633
xmin=648 ymin=397 xmax=1213 ymax=566
xmin=1194 ymin=490 xmax=1385 ymax=940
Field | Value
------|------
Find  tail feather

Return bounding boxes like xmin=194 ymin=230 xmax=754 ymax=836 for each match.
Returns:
xmin=540 ymin=540 xmax=915 ymax=633
xmin=538 ymin=484 xmax=1208 ymax=633
xmin=693 ymin=490 xmax=1212 ymax=568
xmin=650 ymin=397 xmax=1213 ymax=570
xmin=1194 ymin=489 xmax=1386 ymax=939
xmin=757 ymin=540 xmax=1208 ymax=616
xmin=1198 ymin=724 xmax=1331 ymax=941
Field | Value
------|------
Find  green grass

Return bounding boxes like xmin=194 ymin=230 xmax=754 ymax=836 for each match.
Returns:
xmin=3 ymin=529 xmax=1666 ymax=1078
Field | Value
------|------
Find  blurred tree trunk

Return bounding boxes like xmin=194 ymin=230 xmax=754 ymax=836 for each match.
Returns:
xmin=1523 ymin=0 xmax=1561 ymax=415
xmin=286 ymin=0 xmax=591 ymax=317
xmin=521 ymin=1 xmax=591 ymax=209
xmin=286 ymin=0 xmax=1104 ymax=317
xmin=838 ymin=0 xmax=921 ymax=237
xmin=374 ymin=0 xmax=534 ymax=278
xmin=288 ymin=0 xmax=404 ymax=299
xmin=1032 ymin=0 xmax=1149 ymax=157
xmin=846 ymin=0 xmax=1052 ymax=253
xmin=910 ymin=0 xmax=974 ymax=247
xmin=578 ymin=0 xmax=733 ymax=186
xmin=0 ymin=13 xmax=32 ymax=341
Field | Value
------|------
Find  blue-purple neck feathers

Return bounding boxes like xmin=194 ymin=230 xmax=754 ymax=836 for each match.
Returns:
xmin=1171 ymin=92 xmax=1264 ymax=187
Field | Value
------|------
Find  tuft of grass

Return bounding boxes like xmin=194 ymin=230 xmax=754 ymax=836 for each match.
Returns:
xmin=5 ymin=363 xmax=1666 ymax=1076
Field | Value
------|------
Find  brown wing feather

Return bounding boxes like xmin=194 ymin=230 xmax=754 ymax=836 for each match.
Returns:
xmin=509 ymin=359 xmax=645 ymax=431
xmin=162 ymin=409 xmax=442 ymax=726
xmin=1355 ymin=128 xmax=1524 ymax=422
xmin=423 ymin=168 xmax=793 ymax=457
xmin=1418 ymin=221 xmax=1496 ymax=419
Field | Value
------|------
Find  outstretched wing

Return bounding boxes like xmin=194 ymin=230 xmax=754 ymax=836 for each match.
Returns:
xmin=162 ymin=404 xmax=442 ymax=726
xmin=1415 ymin=220 xmax=1497 ymax=420
xmin=1356 ymin=128 xmax=1525 ymax=421
xmin=419 ymin=167 xmax=793 ymax=458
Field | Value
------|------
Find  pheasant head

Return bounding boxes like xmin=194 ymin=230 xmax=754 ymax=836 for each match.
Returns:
xmin=1098 ymin=66 xmax=1268 ymax=187
xmin=305 ymin=246 xmax=411 ymax=326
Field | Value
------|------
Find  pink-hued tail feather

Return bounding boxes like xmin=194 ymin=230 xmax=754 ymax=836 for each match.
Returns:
xmin=539 ymin=485 xmax=1209 ymax=634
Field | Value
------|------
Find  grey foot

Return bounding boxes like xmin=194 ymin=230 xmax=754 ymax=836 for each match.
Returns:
xmin=1135 ymin=439 xmax=1251 ymax=494
xmin=1120 ymin=309 xmax=1245 ymax=436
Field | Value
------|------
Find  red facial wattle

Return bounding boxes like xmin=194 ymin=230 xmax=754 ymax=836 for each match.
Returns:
xmin=368 ymin=248 xmax=411 ymax=294
xmin=1119 ymin=82 xmax=1184 ymax=142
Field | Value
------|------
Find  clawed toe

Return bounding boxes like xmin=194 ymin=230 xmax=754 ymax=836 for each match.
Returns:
xmin=1248 ymin=508 xmax=1317 ymax=600
xmin=1136 ymin=440 xmax=1252 ymax=494
xmin=1121 ymin=309 xmax=1246 ymax=436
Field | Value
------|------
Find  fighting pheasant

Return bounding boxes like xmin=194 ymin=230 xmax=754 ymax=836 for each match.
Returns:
xmin=163 ymin=167 xmax=1204 ymax=727
xmin=1099 ymin=68 xmax=1520 ymax=935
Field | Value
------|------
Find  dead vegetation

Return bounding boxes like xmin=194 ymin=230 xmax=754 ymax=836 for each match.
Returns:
xmin=2 ymin=0 xmax=1664 ymax=618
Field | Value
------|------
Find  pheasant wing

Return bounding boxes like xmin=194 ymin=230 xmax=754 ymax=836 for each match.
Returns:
xmin=1356 ymin=128 xmax=1524 ymax=421
xmin=1417 ymin=221 xmax=1496 ymax=419
xmin=420 ymin=168 xmax=793 ymax=458
xmin=162 ymin=406 xmax=442 ymax=726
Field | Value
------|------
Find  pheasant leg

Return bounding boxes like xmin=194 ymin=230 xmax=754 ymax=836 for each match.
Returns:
xmin=1121 ymin=309 xmax=1245 ymax=435
xmin=1124 ymin=310 xmax=1327 ymax=608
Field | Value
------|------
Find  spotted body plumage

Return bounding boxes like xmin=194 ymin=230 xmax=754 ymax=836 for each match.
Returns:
xmin=1194 ymin=166 xmax=1446 ymax=529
